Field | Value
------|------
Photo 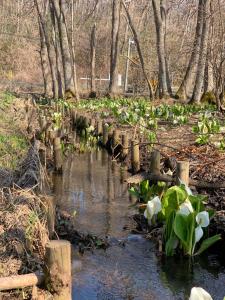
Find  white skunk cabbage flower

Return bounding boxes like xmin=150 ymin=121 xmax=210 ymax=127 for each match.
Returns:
xmin=195 ymin=226 xmax=204 ymax=244
xmin=195 ymin=211 xmax=210 ymax=244
xmin=144 ymin=196 xmax=162 ymax=221
xmin=196 ymin=211 xmax=210 ymax=228
xmin=189 ymin=287 xmax=213 ymax=300
xmin=178 ymin=200 xmax=194 ymax=216
xmin=179 ymin=179 xmax=193 ymax=196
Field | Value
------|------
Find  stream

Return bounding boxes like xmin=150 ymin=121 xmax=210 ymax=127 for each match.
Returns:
xmin=53 ymin=149 xmax=225 ymax=300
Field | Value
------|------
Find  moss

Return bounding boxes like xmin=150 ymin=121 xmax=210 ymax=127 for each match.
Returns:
xmin=201 ymin=91 xmax=216 ymax=104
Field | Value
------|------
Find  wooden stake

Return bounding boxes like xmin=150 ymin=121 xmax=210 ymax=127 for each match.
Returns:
xmin=176 ymin=161 xmax=190 ymax=186
xmin=53 ymin=137 xmax=63 ymax=173
xmin=131 ymin=140 xmax=140 ymax=173
xmin=103 ymin=123 xmax=109 ymax=145
xmin=121 ymin=134 xmax=129 ymax=158
xmin=90 ymin=118 xmax=96 ymax=128
xmin=97 ymin=120 xmax=103 ymax=135
xmin=112 ymin=129 xmax=120 ymax=148
xmin=45 ymin=240 xmax=71 ymax=300
xmin=150 ymin=150 xmax=161 ymax=175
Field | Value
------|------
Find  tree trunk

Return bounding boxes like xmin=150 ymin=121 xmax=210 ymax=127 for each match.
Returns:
xmin=39 ymin=21 xmax=52 ymax=97
xmin=190 ymin=0 xmax=211 ymax=103
xmin=90 ymin=23 xmax=97 ymax=98
xmin=152 ymin=0 xmax=171 ymax=98
xmin=176 ymin=0 xmax=204 ymax=100
xmin=122 ymin=0 xmax=154 ymax=100
xmin=50 ymin=3 xmax=64 ymax=98
xmin=51 ymin=0 xmax=76 ymax=98
xmin=109 ymin=0 xmax=121 ymax=97
xmin=71 ymin=0 xmax=80 ymax=101
xmin=35 ymin=0 xmax=59 ymax=99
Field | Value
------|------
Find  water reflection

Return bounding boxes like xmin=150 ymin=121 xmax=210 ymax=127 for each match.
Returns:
xmin=53 ymin=150 xmax=225 ymax=300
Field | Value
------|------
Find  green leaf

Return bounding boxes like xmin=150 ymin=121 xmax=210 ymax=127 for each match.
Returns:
xmin=194 ymin=234 xmax=221 ymax=256
xmin=128 ymin=187 xmax=139 ymax=198
xmin=174 ymin=213 xmax=189 ymax=251
xmin=162 ymin=186 xmax=187 ymax=216
xmin=165 ymin=235 xmax=178 ymax=256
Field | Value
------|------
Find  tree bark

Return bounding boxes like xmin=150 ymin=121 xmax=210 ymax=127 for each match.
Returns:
xmin=39 ymin=21 xmax=52 ymax=97
xmin=34 ymin=0 xmax=59 ymax=99
xmin=190 ymin=0 xmax=211 ymax=103
xmin=109 ymin=0 xmax=121 ymax=97
xmin=51 ymin=0 xmax=76 ymax=98
xmin=90 ymin=23 xmax=97 ymax=97
xmin=176 ymin=0 xmax=204 ymax=100
xmin=152 ymin=0 xmax=171 ymax=98
xmin=122 ymin=0 xmax=154 ymax=100
xmin=50 ymin=2 xmax=64 ymax=98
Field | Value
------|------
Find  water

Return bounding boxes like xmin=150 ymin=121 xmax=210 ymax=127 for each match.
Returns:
xmin=53 ymin=149 xmax=225 ymax=300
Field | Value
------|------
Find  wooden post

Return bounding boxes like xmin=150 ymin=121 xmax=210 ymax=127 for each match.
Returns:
xmin=176 ymin=161 xmax=190 ymax=186
xmin=53 ymin=137 xmax=63 ymax=173
xmin=45 ymin=196 xmax=55 ymax=239
xmin=150 ymin=150 xmax=161 ymax=174
xmin=103 ymin=123 xmax=109 ymax=145
xmin=121 ymin=134 xmax=129 ymax=158
xmin=131 ymin=140 xmax=140 ymax=173
xmin=71 ymin=110 xmax=77 ymax=128
xmin=112 ymin=129 xmax=120 ymax=148
xmin=83 ymin=115 xmax=89 ymax=128
xmin=45 ymin=240 xmax=71 ymax=300
xmin=97 ymin=120 xmax=103 ymax=136
xmin=49 ymin=130 xmax=57 ymax=146
xmin=90 ymin=118 xmax=95 ymax=127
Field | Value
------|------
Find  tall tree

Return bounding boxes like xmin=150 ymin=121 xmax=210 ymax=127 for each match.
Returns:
xmin=176 ymin=0 xmax=204 ymax=100
xmin=35 ymin=0 xmax=59 ymax=99
xmin=39 ymin=21 xmax=52 ymax=97
xmin=190 ymin=0 xmax=211 ymax=103
xmin=152 ymin=0 xmax=172 ymax=98
xmin=90 ymin=23 xmax=97 ymax=97
xmin=109 ymin=0 xmax=121 ymax=97
xmin=51 ymin=0 xmax=78 ymax=99
xmin=122 ymin=0 xmax=154 ymax=99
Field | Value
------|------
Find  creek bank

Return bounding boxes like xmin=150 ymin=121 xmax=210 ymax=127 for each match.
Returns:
xmin=0 ymin=95 xmax=53 ymax=299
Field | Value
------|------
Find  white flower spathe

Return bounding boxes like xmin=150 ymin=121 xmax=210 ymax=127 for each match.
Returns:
xmin=189 ymin=287 xmax=213 ymax=300
xmin=178 ymin=179 xmax=193 ymax=195
xmin=195 ymin=225 xmax=204 ymax=244
xmin=144 ymin=196 xmax=162 ymax=221
xmin=179 ymin=200 xmax=194 ymax=216
xmin=196 ymin=211 xmax=210 ymax=228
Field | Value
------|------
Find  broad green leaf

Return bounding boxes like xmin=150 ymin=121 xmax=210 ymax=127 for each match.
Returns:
xmin=194 ymin=234 xmax=221 ymax=256
xmin=162 ymin=186 xmax=187 ymax=217
xmin=165 ymin=235 xmax=178 ymax=257
xmin=174 ymin=213 xmax=189 ymax=250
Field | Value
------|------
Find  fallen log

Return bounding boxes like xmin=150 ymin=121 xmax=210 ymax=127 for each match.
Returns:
xmin=0 ymin=273 xmax=44 ymax=291
xmin=126 ymin=172 xmax=225 ymax=189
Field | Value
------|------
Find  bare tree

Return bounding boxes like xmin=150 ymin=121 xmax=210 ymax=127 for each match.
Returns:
xmin=190 ymin=0 xmax=211 ymax=103
xmin=109 ymin=0 xmax=121 ymax=97
xmin=122 ymin=0 xmax=154 ymax=99
xmin=152 ymin=0 xmax=172 ymax=98
xmin=90 ymin=23 xmax=97 ymax=97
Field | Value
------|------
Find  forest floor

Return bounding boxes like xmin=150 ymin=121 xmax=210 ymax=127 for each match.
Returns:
xmin=0 ymin=93 xmax=51 ymax=300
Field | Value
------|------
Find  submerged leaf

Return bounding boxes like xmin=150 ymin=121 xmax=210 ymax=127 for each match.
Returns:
xmin=194 ymin=235 xmax=221 ymax=256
